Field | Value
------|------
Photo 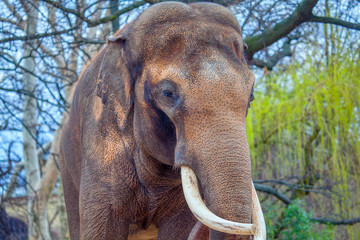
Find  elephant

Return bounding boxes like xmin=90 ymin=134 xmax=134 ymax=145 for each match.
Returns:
xmin=59 ymin=2 xmax=266 ymax=240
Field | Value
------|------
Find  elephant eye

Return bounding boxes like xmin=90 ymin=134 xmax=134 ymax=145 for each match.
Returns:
xmin=162 ymin=90 xmax=174 ymax=98
xmin=250 ymin=93 xmax=255 ymax=102
xmin=157 ymin=79 xmax=179 ymax=104
xmin=244 ymin=43 xmax=248 ymax=50
xmin=249 ymin=85 xmax=255 ymax=102
xmin=248 ymin=85 xmax=255 ymax=109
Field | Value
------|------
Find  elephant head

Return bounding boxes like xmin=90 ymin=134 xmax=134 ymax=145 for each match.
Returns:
xmin=100 ymin=3 xmax=266 ymax=239
xmin=62 ymin=2 xmax=265 ymax=240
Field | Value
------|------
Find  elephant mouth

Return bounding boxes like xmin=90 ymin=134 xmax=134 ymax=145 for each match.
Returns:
xmin=181 ymin=166 xmax=266 ymax=239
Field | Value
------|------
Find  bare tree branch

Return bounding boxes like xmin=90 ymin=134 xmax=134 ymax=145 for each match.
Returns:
xmin=3 ymin=162 xmax=24 ymax=200
xmin=0 ymin=18 xmax=22 ymax=28
xmin=254 ymin=183 xmax=360 ymax=226
xmin=40 ymin=0 xmax=147 ymax=27
xmin=110 ymin=0 xmax=120 ymax=32
xmin=309 ymin=15 xmax=360 ymax=30
xmin=3 ymin=0 xmax=23 ymax=23
xmin=311 ymin=217 xmax=360 ymax=225
xmin=0 ymin=1 xmax=148 ymax=44
xmin=88 ymin=1 xmax=147 ymax=27
xmin=254 ymin=183 xmax=293 ymax=205
xmin=0 ymin=25 xmax=81 ymax=44
xmin=245 ymin=0 xmax=319 ymax=59
xmin=244 ymin=0 xmax=360 ymax=60
xmin=39 ymin=0 xmax=89 ymax=22
xmin=251 ymin=38 xmax=292 ymax=70
xmin=3 ymin=142 xmax=52 ymax=200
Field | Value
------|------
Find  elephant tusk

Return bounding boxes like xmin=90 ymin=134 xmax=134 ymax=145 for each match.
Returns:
xmin=181 ymin=166 xmax=252 ymax=234
xmin=181 ymin=166 xmax=266 ymax=239
xmin=251 ymin=182 xmax=267 ymax=239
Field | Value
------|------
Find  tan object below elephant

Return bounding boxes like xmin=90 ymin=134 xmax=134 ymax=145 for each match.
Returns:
xmin=59 ymin=2 xmax=266 ymax=240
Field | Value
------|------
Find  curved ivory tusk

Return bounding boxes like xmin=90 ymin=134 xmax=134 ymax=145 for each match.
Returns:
xmin=181 ymin=166 xmax=266 ymax=239
xmin=251 ymin=183 xmax=267 ymax=239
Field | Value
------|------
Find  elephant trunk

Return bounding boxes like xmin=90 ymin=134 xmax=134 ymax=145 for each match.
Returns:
xmin=178 ymin=130 xmax=266 ymax=239
xmin=181 ymin=167 xmax=266 ymax=239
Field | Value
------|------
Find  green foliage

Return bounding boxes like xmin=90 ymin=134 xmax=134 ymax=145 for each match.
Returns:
xmin=264 ymin=200 xmax=334 ymax=240
xmin=247 ymin=53 xmax=360 ymax=178
xmin=246 ymin=50 xmax=360 ymax=238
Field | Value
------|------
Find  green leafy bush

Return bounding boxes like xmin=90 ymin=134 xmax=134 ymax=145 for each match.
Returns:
xmin=265 ymin=201 xmax=334 ymax=240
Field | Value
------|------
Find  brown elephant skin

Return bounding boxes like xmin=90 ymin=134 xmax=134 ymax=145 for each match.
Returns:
xmin=60 ymin=2 xmax=255 ymax=240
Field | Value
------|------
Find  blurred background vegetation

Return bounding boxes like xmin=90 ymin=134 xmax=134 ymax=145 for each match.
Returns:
xmin=0 ymin=0 xmax=359 ymax=239
xmin=247 ymin=48 xmax=360 ymax=239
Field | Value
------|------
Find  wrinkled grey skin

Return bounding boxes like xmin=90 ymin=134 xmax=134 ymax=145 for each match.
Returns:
xmin=60 ymin=2 xmax=255 ymax=240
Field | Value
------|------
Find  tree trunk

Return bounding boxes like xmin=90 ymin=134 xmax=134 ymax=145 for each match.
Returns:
xmin=4 ymin=142 xmax=51 ymax=200
xmin=30 ymin=4 xmax=82 ymax=237
xmin=22 ymin=1 xmax=40 ymax=239
xmin=58 ymin=175 xmax=69 ymax=240
xmin=32 ymin=112 xmax=69 ymax=240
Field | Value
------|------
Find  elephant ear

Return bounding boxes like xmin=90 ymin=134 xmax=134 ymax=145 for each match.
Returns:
xmin=96 ymin=24 xmax=134 ymax=130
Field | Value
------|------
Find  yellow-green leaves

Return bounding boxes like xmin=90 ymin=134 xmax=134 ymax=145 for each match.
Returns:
xmin=246 ymin=51 xmax=360 ymax=239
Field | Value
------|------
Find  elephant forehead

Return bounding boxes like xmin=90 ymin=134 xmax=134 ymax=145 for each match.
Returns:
xmin=133 ymin=2 xmax=241 ymax=35
xmin=142 ymin=29 xmax=250 ymax=88
xmin=135 ymin=21 xmax=243 ymax=62
xmin=145 ymin=57 xmax=250 ymax=88
xmin=130 ymin=3 xmax=244 ymax=61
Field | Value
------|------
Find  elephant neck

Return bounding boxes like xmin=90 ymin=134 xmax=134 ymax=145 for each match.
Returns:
xmin=134 ymin=148 xmax=185 ymax=225
xmin=134 ymin=148 xmax=181 ymax=192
